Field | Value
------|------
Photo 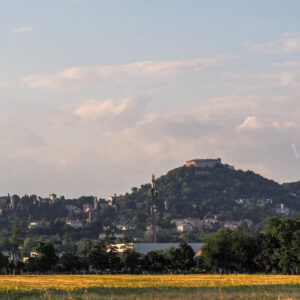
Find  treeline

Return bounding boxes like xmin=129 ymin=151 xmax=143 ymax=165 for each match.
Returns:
xmin=0 ymin=216 xmax=299 ymax=275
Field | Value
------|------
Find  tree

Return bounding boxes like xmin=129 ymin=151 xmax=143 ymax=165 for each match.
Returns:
xmin=121 ymin=243 xmax=141 ymax=274
xmin=177 ymin=242 xmax=195 ymax=273
xmin=164 ymin=247 xmax=180 ymax=273
xmin=102 ymin=232 xmax=121 ymax=273
xmin=0 ymin=253 xmax=9 ymax=274
xmin=77 ymin=238 xmax=93 ymax=257
xmin=253 ymin=233 xmax=280 ymax=273
xmin=89 ymin=240 xmax=107 ymax=273
xmin=32 ymin=241 xmax=57 ymax=273
xmin=77 ymin=238 xmax=93 ymax=272
xmin=263 ymin=217 xmax=299 ymax=274
xmin=142 ymin=251 xmax=167 ymax=274
xmin=201 ymin=229 xmax=256 ymax=273
xmin=60 ymin=252 xmax=80 ymax=273
xmin=9 ymin=227 xmax=23 ymax=259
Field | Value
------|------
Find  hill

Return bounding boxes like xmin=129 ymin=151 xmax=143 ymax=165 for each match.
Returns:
xmin=0 ymin=159 xmax=299 ymax=251
xmin=115 ymin=162 xmax=299 ymax=228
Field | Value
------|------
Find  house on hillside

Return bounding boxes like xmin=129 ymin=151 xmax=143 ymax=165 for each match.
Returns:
xmin=177 ymin=223 xmax=193 ymax=232
xmin=65 ymin=220 xmax=83 ymax=229
xmin=98 ymin=233 xmax=125 ymax=239
xmin=171 ymin=219 xmax=186 ymax=227
xmin=258 ymin=198 xmax=273 ymax=205
xmin=146 ymin=225 xmax=162 ymax=231
xmin=235 ymin=198 xmax=249 ymax=205
xmin=65 ymin=205 xmax=81 ymax=215
xmin=49 ymin=194 xmax=57 ymax=204
xmin=276 ymin=204 xmax=290 ymax=216
xmin=83 ymin=203 xmax=93 ymax=213
xmin=107 ymin=194 xmax=117 ymax=206
xmin=28 ymin=221 xmax=42 ymax=229
xmin=116 ymin=224 xmax=135 ymax=231
xmin=223 ymin=221 xmax=239 ymax=230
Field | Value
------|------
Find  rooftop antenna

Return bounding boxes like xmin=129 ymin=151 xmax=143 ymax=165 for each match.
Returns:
xmin=151 ymin=174 xmax=159 ymax=243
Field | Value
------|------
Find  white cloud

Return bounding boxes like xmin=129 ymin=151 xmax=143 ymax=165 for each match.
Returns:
xmin=246 ymin=38 xmax=300 ymax=54
xmin=237 ymin=116 xmax=264 ymax=130
xmin=21 ymin=57 xmax=224 ymax=89
xmin=72 ymin=97 xmax=149 ymax=130
xmin=73 ymin=98 xmax=131 ymax=119
xmin=272 ymin=121 xmax=296 ymax=131
xmin=10 ymin=26 xmax=34 ymax=36
xmin=272 ymin=61 xmax=300 ymax=68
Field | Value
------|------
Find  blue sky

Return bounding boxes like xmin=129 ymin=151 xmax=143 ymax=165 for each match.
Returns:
xmin=1 ymin=0 xmax=300 ymax=197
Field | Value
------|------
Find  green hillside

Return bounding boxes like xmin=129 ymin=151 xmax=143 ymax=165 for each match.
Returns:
xmin=116 ymin=163 xmax=300 ymax=227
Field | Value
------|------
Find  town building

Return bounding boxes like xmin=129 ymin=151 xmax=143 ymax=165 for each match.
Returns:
xmin=28 ymin=221 xmax=41 ymax=229
xmin=49 ymin=194 xmax=57 ymax=201
xmin=223 ymin=221 xmax=239 ymax=230
xmin=177 ymin=223 xmax=193 ymax=232
xmin=186 ymin=158 xmax=221 ymax=168
xmin=93 ymin=197 xmax=99 ymax=210
xmin=65 ymin=220 xmax=83 ymax=229
xmin=116 ymin=224 xmax=135 ymax=231
xmin=172 ymin=217 xmax=216 ymax=231
xmin=172 ymin=219 xmax=186 ymax=227
xmin=65 ymin=205 xmax=81 ymax=215
xmin=83 ymin=203 xmax=93 ymax=213
xmin=98 ymin=233 xmax=125 ymax=239
xmin=235 ymin=198 xmax=249 ymax=205
xmin=276 ymin=204 xmax=290 ymax=216
xmin=146 ymin=225 xmax=162 ymax=231
xmin=107 ymin=194 xmax=117 ymax=206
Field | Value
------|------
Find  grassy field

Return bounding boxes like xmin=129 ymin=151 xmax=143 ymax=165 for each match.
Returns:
xmin=0 ymin=274 xmax=299 ymax=299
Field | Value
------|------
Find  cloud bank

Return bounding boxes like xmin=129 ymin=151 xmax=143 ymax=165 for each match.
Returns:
xmin=21 ymin=58 xmax=224 ymax=89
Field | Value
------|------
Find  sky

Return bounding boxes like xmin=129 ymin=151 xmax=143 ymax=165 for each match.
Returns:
xmin=1 ymin=0 xmax=300 ymax=198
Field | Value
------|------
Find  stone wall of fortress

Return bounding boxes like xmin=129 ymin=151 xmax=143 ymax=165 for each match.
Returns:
xmin=186 ymin=158 xmax=221 ymax=168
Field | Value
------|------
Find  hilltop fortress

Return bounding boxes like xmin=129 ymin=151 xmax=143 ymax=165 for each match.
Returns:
xmin=186 ymin=158 xmax=221 ymax=168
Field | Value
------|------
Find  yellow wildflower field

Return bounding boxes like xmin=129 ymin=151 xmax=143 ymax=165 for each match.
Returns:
xmin=0 ymin=274 xmax=299 ymax=292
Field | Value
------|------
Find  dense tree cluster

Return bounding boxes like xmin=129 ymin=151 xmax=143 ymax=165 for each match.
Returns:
xmin=0 ymin=216 xmax=298 ymax=275
xmin=199 ymin=216 xmax=300 ymax=274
